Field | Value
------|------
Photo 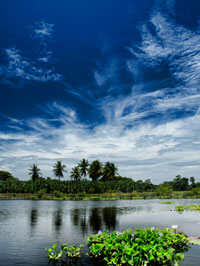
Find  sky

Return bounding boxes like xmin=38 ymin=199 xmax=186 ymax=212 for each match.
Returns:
xmin=0 ymin=0 xmax=200 ymax=183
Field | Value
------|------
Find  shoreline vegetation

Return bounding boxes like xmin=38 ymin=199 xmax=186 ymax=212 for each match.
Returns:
xmin=1 ymin=158 xmax=200 ymax=201
xmin=1 ymin=190 xmax=200 ymax=201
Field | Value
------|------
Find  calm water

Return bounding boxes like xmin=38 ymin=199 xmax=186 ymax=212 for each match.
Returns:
xmin=0 ymin=199 xmax=200 ymax=265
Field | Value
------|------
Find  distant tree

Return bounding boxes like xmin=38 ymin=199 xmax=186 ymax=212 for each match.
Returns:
xmin=0 ymin=171 xmax=13 ymax=181
xmin=172 ymin=175 xmax=182 ymax=191
xmin=143 ymin=179 xmax=153 ymax=191
xmin=78 ymin=159 xmax=89 ymax=179
xmin=29 ymin=165 xmax=41 ymax=182
xmin=88 ymin=160 xmax=103 ymax=181
xmin=70 ymin=166 xmax=81 ymax=182
xmin=173 ymin=175 xmax=189 ymax=191
xmin=190 ymin=176 xmax=196 ymax=188
xmin=101 ymin=162 xmax=118 ymax=181
xmin=53 ymin=161 xmax=67 ymax=181
xmin=135 ymin=180 xmax=144 ymax=192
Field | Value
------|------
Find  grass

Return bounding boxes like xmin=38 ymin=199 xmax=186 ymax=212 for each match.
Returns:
xmin=0 ymin=191 xmax=200 ymax=201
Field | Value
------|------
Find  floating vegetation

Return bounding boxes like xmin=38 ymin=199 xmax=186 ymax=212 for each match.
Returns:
xmin=188 ymin=238 xmax=200 ymax=245
xmin=46 ymin=243 xmax=84 ymax=263
xmin=176 ymin=204 xmax=200 ymax=212
xmin=87 ymin=227 xmax=189 ymax=266
xmin=46 ymin=227 xmax=190 ymax=265
xmin=160 ymin=201 xmax=174 ymax=204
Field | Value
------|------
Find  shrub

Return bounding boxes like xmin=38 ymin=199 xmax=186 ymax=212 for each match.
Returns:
xmin=53 ymin=190 xmax=64 ymax=198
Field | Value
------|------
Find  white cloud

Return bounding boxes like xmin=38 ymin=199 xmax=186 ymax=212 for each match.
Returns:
xmin=32 ymin=20 xmax=54 ymax=45
xmin=0 ymin=20 xmax=62 ymax=85
xmin=94 ymin=58 xmax=119 ymax=87
xmin=134 ymin=12 xmax=200 ymax=87
xmin=1 ymin=8 xmax=200 ymax=183
xmin=0 ymin=101 xmax=200 ymax=183
xmin=0 ymin=47 xmax=63 ymax=83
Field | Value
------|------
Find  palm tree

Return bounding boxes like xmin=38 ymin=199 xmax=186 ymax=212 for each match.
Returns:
xmin=29 ymin=164 xmax=41 ymax=182
xmin=101 ymin=162 xmax=118 ymax=181
xmin=78 ymin=159 xmax=89 ymax=179
xmin=88 ymin=160 xmax=103 ymax=181
xmin=70 ymin=166 xmax=81 ymax=182
xmin=53 ymin=161 xmax=67 ymax=181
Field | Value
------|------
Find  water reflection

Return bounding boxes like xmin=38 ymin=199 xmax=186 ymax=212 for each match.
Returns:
xmin=71 ymin=208 xmax=88 ymax=235
xmin=89 ymin=208 xmax=102 ymax=233
xmin=53 ymin=209 xmax=63 ymax=233
xmin=103 ymin=207 xmax=117 ymax=230
xmin=80 ymin=208 xmax=88 ymax=235
xmin=0 ymin=209 xmax=9 ymax=222
xmin=70 ymin=206 xmax=118 ymax=234
xmin=71 ymin=208 xmax=80 ymax=226
xmin=30 ymin=209 xmax=38 ymax=228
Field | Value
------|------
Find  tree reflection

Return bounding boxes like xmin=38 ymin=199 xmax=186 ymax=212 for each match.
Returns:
xmin=80 ymin=208 xmax=88 ymax=235
xmin=71 ymin=208 xmax=80 ymax=226
xmin=103 ymin=207 xmax=117 ymax=230
xmin=53 ymin=209 xmax=63 ymax=233
xmin=71 ymin=208 xmax=88 ymax=235
xmin=30 ymin=209 xmax=38 ymax=228
xmin=89 ymin=208 xmax=102 ymax=233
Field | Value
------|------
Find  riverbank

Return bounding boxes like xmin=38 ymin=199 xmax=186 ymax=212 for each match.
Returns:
xmin=1 ymin=191 xmax=200 ymax=200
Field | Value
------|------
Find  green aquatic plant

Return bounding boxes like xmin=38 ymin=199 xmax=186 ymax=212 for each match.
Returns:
xmin=160 ymin=201 xmax=174 ymax=204
xmin=175 ymin=204 xmax=200 ymax=212
xmin=188 ymin=238 xmax=200 ymax=245
xmin=46 ymin=243 xmax=63 ymax=261
xmin=62 ymin=243 xmax=84 ymax=258
xmin=87 ymin=227 xmax=189 ymax=266
xmin=46 ymin=243 xmax=84 ymax=263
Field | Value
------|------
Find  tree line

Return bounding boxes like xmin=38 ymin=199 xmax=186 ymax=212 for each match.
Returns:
xmin=29 ymin=159 xmax=118 ymax=182
xmin=0 ymin=159 xmax=199 ymax=194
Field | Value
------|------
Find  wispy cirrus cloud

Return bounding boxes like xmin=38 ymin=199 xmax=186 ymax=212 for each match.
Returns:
xmin=32 ymin=20 xmax=54 ymax=45
xmin=1 ymin=101 xmax=200 ymax=182
xmin=133 ymin=12 xmax=200 ymax=87
xmin=0 ymin=20 xmax=63 ymax=86
xmin=0 ymin=47 xmax=62 ymax=84
xmin=94 ymin=58 xmax=119 ymax=87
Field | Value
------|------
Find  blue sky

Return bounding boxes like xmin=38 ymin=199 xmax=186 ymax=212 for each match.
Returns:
xmin=0 ymin=0 xmax=200 ymax=183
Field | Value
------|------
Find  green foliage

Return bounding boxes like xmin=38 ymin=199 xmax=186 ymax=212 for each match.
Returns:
xmin=101 ymin=162 xmax=118 ymax=182
xmin=176 ymin=204 xmax=200 ymax=212
xmin=53 ymin=190 xmax=64 ymax=198
xmin=53 ymin=161 xmax=67 ymax=181
xmin=78 ymin=158 xmax=89 ymax=178
xmin=62 ymin=244 xmax=84 ymax=258
xmin=87 ymin=228 xmax=189 ymax=266
xmin=46 ymin=243 xmax=84 ymax=263
xmin=46 ymin=243 xmax=63 ymax=261
xmin=88 ymin=160 xmax=103 ymax=181
xmin=70 ymin=166 xmax=81 ymax=181
xmin=173 ymin=175 xmax=189 ymax=191
xmin=160 ymin=201 xmax=174 ymax=204
xmin=29 ymin=164 xmax=41 ymax=182
xmin=0 ymin=171 xmax=13 ymax=181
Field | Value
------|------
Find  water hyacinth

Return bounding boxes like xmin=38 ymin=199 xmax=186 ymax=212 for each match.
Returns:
xmin=116 ymin=231 xmax=121 ymax=236
xmin=171 ymin=225 xmax=178 ymax=230
xmin=87 ymin=227 xmax=190 ymax=266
